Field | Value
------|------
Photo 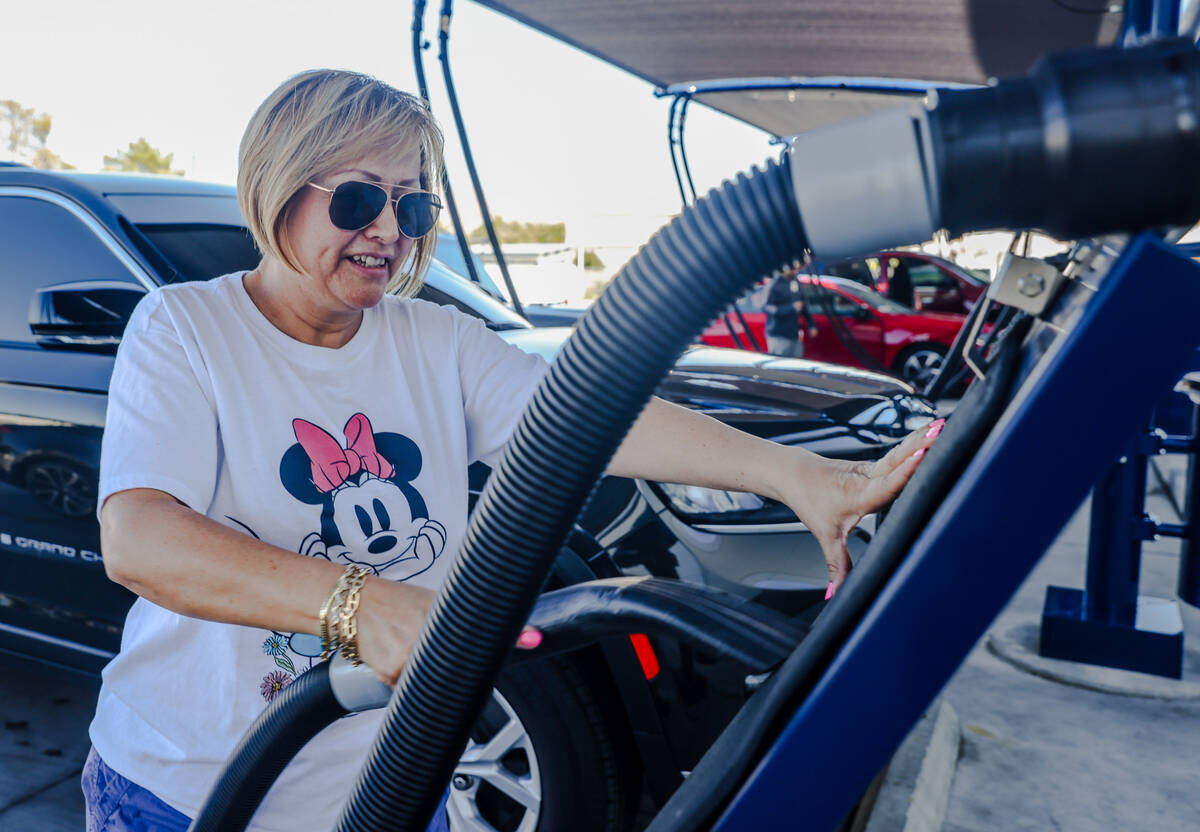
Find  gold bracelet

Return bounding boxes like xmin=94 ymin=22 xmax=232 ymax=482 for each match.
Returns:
xmin=336 ymin=566 xmax=370 ymax=665
xmin=320 ymin=564 xmax=371 ymax=661
xmin=319 ymin=583 xmax=338 ymax=660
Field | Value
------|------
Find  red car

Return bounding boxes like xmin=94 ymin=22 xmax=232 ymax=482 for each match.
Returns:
xmin=701 ymin=276 xmax=968 ymax=389
xmin=824 ymin=250 xmax=989 ymax=314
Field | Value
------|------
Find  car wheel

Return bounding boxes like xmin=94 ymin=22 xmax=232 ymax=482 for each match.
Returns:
xmin=23 ymin=459 xmax=96 ymax=518
xmin=895 ymin=345 xmax=946 ymax=390
xmin=449 ymin=658 xmax=640 ymax=832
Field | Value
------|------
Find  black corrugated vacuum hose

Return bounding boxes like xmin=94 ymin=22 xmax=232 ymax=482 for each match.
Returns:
xmin=190 ymin=661 xmax=347 ymax=832
xmin=334 ymin=158 xmax=809 ymax=832
xmin=332 ymin=41 xmax=1200 ymax=831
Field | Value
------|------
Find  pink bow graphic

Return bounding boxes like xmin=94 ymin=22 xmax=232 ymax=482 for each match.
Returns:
xmin=292 ymin=413 xmax=395 ymax=493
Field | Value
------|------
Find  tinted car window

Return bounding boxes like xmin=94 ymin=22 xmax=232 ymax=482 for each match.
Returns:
xmin=826 ymin=257 xmax=878 ymax=285
xmin=829 ymin=280 xmax=912 ymax=314
xmin=0 ymin=195 xmax=143 ymax=345
xmin=137 ymin=224 xmax=261 ymax=283
xmin=902 ymin=260 xmax=955 ymax=290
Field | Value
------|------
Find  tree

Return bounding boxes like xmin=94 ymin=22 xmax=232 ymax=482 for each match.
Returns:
xmin=1 ymin=99 xmax=74 ymax=169
xmin=103 ymin=137 xmax=184 ymax=176
xmin=468 ymin=216 xmax=565 ymax=245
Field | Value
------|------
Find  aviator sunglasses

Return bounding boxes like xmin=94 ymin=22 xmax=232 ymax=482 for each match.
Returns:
xmin=307 ymin=180 xmax=443 ymax=238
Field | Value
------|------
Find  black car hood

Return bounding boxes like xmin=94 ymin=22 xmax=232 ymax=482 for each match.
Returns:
xmin=499 ymin=329 xmax=926 ymax=445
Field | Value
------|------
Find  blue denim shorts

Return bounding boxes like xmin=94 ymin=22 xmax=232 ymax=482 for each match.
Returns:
xmin=82 ymin=746 xmax=450 ymax=831
xmin=82 ymin=747 xmax=190 ymax=832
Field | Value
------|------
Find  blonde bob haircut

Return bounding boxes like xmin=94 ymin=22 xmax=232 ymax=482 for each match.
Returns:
xmin=238 ymin=69 xmax=444 ymax=298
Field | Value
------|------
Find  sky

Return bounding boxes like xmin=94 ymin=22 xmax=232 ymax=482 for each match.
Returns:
xmin=1 ymin=0 xmax=772 ymax=246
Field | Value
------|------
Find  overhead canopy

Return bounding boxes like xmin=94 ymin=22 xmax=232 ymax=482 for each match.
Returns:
xmin=672 ymin=79 xmax=978 ymax=139
xmin=475 ymin=0 xmax=1125 ymax=135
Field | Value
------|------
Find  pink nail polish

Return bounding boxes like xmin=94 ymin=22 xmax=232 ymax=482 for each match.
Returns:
xmin=824 ymin=582 xmax=835 ymax=601
xmin=517 ymin=628 xmax=542 ymax=649
xmin=912 ymin=447 xmax=927 ymax=460
xmin=925 ymin=419 xmax=945 ymax=438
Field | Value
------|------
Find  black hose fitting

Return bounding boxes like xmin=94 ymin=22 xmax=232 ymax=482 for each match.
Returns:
xmin=190 ymin=661 xmax=346 ymax=832
xmin=933 ymin=38 xmax=1200 ymax=239
xmin=334 ymin=158 xmax=808 ymax=832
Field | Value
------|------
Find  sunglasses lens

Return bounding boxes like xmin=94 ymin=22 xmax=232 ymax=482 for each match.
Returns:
xmin=328 ymin=181 xmax=388 ymax=230
xmin=396 ymin=192 xmax=442 ymax=238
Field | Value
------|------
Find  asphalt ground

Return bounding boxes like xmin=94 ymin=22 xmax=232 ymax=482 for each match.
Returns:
xmin=1 ymin=456 xmax=1197 ymax=831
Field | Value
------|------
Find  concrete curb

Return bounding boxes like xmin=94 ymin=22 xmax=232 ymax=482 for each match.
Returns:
xmin=862 ymin=699 xmax=961 ymax=832
xmin=988 ymin=621 xmax=1200 ymax=700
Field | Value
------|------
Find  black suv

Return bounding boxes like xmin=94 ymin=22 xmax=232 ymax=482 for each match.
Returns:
xmin=0 ymin=163 xmax=935 ymax=830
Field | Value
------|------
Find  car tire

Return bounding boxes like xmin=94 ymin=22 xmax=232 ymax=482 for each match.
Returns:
xmin=894 ymin=344 xmax=947 ymax=390
xmin=22 ymin=458 xmax=97 ymax=518
xmin=449 ymin=657 xmax=641 ymax=832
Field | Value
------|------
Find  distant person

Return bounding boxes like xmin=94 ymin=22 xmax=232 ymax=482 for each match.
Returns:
xmin=764 ymin=272 xmax=818 ymax=358
xmin=888 ymin=259 xmax=916 ymax=308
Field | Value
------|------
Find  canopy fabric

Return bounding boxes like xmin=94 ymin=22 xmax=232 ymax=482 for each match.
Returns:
xmin=476 ymin=0 xmax=1124 ymax=134
xmin=689 ymin=86 xmax=933 ymax=138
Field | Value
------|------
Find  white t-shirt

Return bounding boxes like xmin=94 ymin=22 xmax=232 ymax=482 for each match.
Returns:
xmin=90 ymin=272 xmax=548 ymax=830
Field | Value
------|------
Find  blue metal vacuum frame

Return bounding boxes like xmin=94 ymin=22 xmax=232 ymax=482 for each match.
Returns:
xmin=713 ymin=235 xmax=1200 ymax=830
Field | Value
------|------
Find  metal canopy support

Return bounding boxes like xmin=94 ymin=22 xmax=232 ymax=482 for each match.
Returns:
xmin=410 ymin=0 xmax=480 ymax=288
xmin=437 ymin=0 xmax=525 ymax=317
xmin=712 ymin=236 xmax=1200 ymax=830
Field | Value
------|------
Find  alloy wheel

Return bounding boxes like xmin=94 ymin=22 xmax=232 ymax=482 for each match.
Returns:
xmin=448 ymin=687 xmax=542 ymax=832
xmin=900 ymin=348 xmax=944 ymax=390
xmin=25 ymin=461 xmax=96 ymax=518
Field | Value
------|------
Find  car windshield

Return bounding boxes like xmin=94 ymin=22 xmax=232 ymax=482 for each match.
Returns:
xmin=435 ymin=232 xmax=510 ymax=302
xmin=422 ymin=259 xmax=531 ymax=330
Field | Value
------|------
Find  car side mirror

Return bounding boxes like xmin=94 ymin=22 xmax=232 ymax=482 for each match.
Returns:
xmin=29 ymin=280 xmax=146 ymax=351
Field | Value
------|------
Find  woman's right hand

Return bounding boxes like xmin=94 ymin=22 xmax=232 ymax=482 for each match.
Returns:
xmin=354 ymin=578 xmax=543 ymax=686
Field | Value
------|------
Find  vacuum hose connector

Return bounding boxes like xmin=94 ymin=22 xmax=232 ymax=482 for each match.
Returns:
xmin=789 ymin=38 xmax=1200 ymax=258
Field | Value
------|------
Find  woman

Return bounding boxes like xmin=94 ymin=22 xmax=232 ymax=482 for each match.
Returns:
xmin=83 ymin=69 xmax=938 ymax=831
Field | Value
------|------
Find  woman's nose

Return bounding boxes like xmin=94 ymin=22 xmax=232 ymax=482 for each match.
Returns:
xmin=365 ymin=201 xmax=401 ymax=243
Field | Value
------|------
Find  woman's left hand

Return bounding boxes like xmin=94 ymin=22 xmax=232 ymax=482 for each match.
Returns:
xmin=779 ymin=419 xmax=944 ymax=596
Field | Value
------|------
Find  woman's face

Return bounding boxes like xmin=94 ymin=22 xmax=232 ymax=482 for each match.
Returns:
xmin=283 ymin=147 xmax=423 ymax=315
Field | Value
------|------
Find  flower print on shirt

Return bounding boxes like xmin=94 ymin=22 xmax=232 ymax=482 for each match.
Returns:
xmin=261 ymin=670 xmax=291 ymax=703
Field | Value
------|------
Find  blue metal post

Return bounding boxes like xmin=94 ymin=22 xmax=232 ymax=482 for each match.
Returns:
xmin=1040 ymin=419 xmax=1184 ymax=677
xmin=1085 ymin=441 xmax=1147 ymax=626
xmin=1178 ymin=382 xmax=1200 ymax=606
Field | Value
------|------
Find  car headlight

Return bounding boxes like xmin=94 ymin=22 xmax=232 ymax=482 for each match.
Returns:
xmin=900 ymin=395 xmax=938 ymax=431
xmin=848 ymin=396 xmax=937 ymax=436
xmin=658 ymin=482 xmax=765 ymax=515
